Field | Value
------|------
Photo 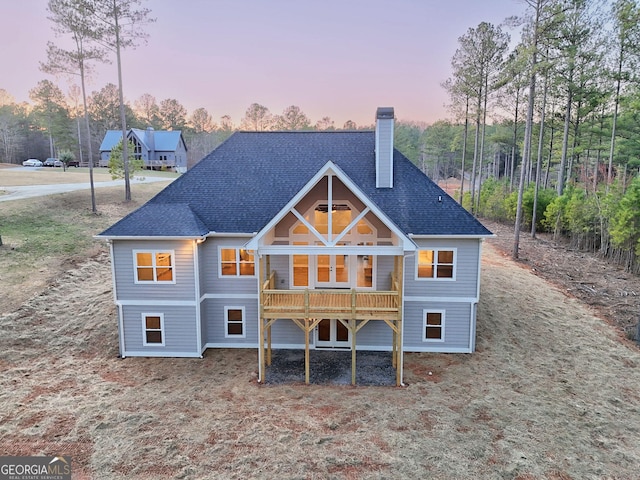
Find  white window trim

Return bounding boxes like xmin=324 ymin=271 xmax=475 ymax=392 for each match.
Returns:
xmin=133 ymin=250 xmax=176 ymax=284
xmin=224 ymin=306 xmax=246 ymax=338
xmin=415 ymin=248 xmax=457 ymax=281
xmin=422 ymin=309 xmax=445 ymax=343
xmin=142 ymin=313 xmax=166 ymax=346
xmin=218 ymin=247 xmax=256 ymax=278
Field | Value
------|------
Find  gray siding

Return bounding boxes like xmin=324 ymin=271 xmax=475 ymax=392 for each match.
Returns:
xmin=404 ymin=238 xmax=480 ymax=299
xmin=376 ymin=256 xmax=394 ymax=290
xmin=268 ymin=255 xmax=290 ymax=288
xmin=403 ymin=301 xmax=472 ymax=352
xmin=269 ymin=320 xmax=305 ymax=347
xmin=112 ymin=240 xmax=196 ymax=301
xmin=354 ymin=320 xmax=393 ymax=348
xmin=200 ymin=237 xmax=258 ymax=295
xmin=175 ymin=141 xmax=187 ymax=169
xmin=202 ymin=298 xmax=259 ymax=346
xmin=260 ymin=319 xmax=394 ymax=350
xmin=122 ymin=304 xmax=198 ymax=356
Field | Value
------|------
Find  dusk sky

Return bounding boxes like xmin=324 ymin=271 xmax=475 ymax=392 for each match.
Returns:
xmin=1 ymin=0 xmax=527 ymax=127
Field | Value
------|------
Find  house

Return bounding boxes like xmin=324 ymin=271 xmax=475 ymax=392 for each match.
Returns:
xmin=96 ymin=108 xmax=492 ymax=386
xmin=99 ymin=127 xmax=188 ymax=173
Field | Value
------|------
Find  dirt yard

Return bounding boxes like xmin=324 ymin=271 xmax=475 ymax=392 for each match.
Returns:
xmin=1 ymin=217 xmax=640 ymax=478
xmin=484 ymin=220 xmax=640 ymax=342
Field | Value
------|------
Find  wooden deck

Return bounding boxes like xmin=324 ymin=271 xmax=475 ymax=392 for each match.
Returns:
xmin=258 ymin=258 xmax=405 ymax=386
xmin=261 ymin=288 xmax=400 ymax=320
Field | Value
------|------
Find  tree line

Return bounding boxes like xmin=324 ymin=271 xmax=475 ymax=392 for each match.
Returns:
xmin=0 ymin=87 xmax=378 ymax=169
xmin=1 ymin=0 xmax=639 ymax=274
xmin=433 ymin=0 xmax=640 ymax=275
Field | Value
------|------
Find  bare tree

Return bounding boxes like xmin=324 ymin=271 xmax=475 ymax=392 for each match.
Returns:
xmin=134 ymin=93 xmax=160 ymax=128
xmin=92 ymin=0 xmax=155 ymax=201
xmin=158 ymin=98 xmax=188 ymax=130
xmin=450 ymin=22 xmax=509 ymax=215
xmin=442 ymin=78 xmax=472 ymax=203
xmin=240 ymin=103 xmax=273 ymax=131
xmin=219 ymin=115 xmax=234 ymax=134
xmin=189 ymin=107 xmax=215 ymax=133
xmin=606 ymin=0 xmax=640 ymax=187
xmin=67 ymin=85 xmax=85 ymax=168
xmin=315 ymin=116 xmax=335 ymax=131
xmin=275 ymin=105 xmax=311 ymax=130
xmin=43 ymin=0 xmax=109 ymax=213
xmin=29 ymin=80 xmax=68 ymax=159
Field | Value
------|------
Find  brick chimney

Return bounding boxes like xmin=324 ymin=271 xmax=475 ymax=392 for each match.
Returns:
xmin=375 ymin=107 xmax=394 ymax=188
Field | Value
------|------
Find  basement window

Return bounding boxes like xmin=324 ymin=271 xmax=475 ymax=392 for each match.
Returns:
xmin=142 ymin=314 xmax=165 ymax=346
xmin=416 ymin=249 xmax=455 ymax=280
xmin=134 ymin=250 xmax=175 ymax=283
xmin=423 ymin=310 xmax=445 ymax=342
xmin=225 ymin=307 xmax=245 ymax=338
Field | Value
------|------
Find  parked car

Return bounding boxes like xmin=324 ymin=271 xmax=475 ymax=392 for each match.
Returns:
xmin=44 ymin=158 xmax=63 ymax=167
xmin=22 ymin=159 xmax=43 ymax=167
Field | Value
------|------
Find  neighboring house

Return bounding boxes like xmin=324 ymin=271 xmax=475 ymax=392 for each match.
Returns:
xmin=97 ymin=108 xmax=492 ymax=386
xmin=99 ymin=127 xmax=188 ymax=173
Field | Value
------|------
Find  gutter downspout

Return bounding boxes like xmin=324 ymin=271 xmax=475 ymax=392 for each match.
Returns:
xmin=194 ymin=238 xmax=204 ymax=357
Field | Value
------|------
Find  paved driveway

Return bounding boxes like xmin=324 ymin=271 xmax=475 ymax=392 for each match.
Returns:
xmin=0 ymin=175 xmax=172 ymax=202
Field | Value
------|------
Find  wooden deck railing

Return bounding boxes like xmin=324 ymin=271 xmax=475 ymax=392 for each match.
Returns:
xmin=261 ymin=287 xmax=400 ymax=321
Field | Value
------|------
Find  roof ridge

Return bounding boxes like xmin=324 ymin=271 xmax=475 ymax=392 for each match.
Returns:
xmin=235 ymin=130 xmax=374 ymax=134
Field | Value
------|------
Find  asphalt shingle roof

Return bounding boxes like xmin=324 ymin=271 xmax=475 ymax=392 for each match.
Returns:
xmin=99 ymin=131 xmax=491 ymax=238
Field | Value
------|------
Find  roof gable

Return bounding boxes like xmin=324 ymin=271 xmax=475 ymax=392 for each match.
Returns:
xmin=99 ymin=129 xmax=185 ymax=152
xmin=246 ymin=161 xmax=414 ymax=251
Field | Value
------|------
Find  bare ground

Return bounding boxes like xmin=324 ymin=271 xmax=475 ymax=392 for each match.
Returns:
xmin=1 ymin=224 xmax=640 ymax=478
xmin=483 ymin=220 xmax=640 ymax=342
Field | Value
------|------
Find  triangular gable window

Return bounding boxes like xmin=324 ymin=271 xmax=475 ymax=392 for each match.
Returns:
xmin=288 ymin=176 xmax=376 ymax=248
xmin=245 ymin=161 xmax=414 ymax=253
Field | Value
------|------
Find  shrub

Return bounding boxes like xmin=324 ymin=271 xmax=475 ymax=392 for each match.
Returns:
xmin=108 ymin=139 xmax=144 ymax=179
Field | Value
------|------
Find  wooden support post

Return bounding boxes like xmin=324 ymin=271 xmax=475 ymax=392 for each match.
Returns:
xmin=351 ymin=318 xmax=357 ymax=385
xmin=392 ymin=326 xmax=397 ymax=369
xmin=258 ymin=254 xmax=266 ymax=383
xmin=267 ymin=323 xmax=272 ymax=366
xmin=304 ymin=319 xmax=310 ymax=385
xmin=259 ymin=317 xmax=265 ymax=383
xmin=395 ymin=255 xmax=404 ymax=387
xmin=396 ymin=319 xmax=402 ymax=387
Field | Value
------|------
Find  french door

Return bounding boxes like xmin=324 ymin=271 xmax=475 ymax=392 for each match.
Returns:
xmin=316 ymin=319 xmax=350 ymax=348
xmin=316 ymin=253 xmax=350 ymax=287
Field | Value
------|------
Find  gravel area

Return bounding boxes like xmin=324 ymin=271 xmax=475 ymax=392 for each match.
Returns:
xmin=264 ymin=349 xmax=397 ymax=386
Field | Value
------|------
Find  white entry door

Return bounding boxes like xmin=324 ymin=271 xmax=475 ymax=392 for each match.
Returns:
xmin=316 ymin=319 xmax=350 ymax=348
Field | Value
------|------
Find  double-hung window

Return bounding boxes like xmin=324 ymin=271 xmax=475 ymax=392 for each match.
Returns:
xmin=134 ymin=250 xmax=175 ymax=283
xmin=225 ymin=307 xmax=245 ymax=338
xmin=423 ymin=310 xmax=445 ymax=342
xmin=220 ymin=248 xmax=255 ymax=277
xmin=142 ymin=313 xmax=165 ymax=346
xmin=416 ymin=249 xmax=455 ymax=280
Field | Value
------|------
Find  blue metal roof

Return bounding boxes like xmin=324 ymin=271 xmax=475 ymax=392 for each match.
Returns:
xmin=99 ymin=130 xmax=126 ymax=151
xmin=99 ymin=131 xmax=492 ymax=238
xmin=99 ymin=129 xmax=185 ymax=152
